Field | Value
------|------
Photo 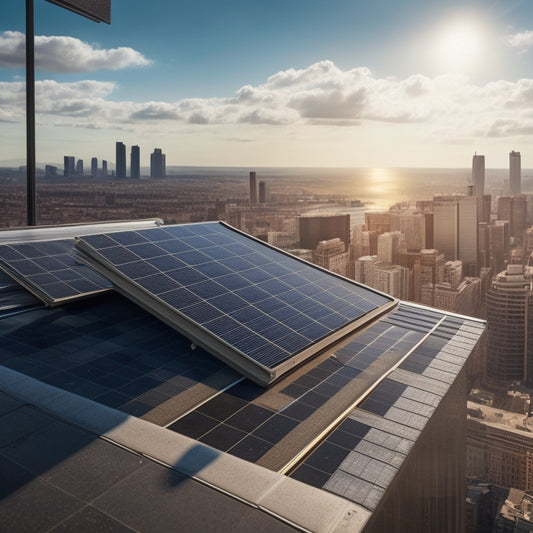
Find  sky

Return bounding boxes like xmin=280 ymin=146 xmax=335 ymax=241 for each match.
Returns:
xmin=2 ymin=0 xmax=533 ymax=169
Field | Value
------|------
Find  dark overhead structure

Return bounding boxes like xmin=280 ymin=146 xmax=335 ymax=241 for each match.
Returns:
xmin=45 ymin=0 xmax=111 ymax=23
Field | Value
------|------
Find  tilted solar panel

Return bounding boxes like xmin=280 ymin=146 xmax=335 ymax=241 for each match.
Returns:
xmin=0 ymin=239 xmax=112 ymax=306
xmin=75 ymin=221 xmax=395 ymax=385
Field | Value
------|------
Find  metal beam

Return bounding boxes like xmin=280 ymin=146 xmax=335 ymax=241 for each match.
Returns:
xmin=26 ymin=0 xmax=36 ymax=226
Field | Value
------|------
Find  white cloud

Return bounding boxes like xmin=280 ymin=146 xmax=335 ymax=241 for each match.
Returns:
xmin=3 ymin=59 xmax=533 ymax=145
xmin=503 ymin=30 xmax=533 ymax=51
xmin=0 ymin=31 xmax=151 ymax=72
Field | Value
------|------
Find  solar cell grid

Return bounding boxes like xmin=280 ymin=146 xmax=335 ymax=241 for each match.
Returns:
xmin=75 ymin=222 xmax=393 ymax=385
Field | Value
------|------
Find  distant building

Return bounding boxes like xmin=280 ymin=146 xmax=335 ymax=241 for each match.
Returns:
xmin=63 ymin=156 xmax=75 ymax=176
xmin=473 ymin=154 xmax=485 ymax=197
xmin=116 ymin=141 xmax=126 ymax=178
xmin=45 ymin=165 xmax=58 ymax=177
xmin=131 ymin=145 xmax=140 ymax=179
xmin=458 ymin=195 xmax=478 ymax=276
xmin=354 ymin=255 xmax=378 ymax=286
xmin=91 ymin=157 xmax=98 ymax=178
xmin=258 ymin=181 xmax=270 ymax=203
xmin=150 ymin=148 xmax=166 ymax=178
xmin=389 ymin=210 xmax=426 ymax=250
xmin=312 ymin=238 xmax=349 ymax=277
xmin=433 ymin=195 xmax=458 ymax=261
xmin=486 ymin=265 xmax=533 ymax=388
xmin=364 ymin=212 xmax=390 ymax=234
xmin=510 ymin=151 xmax=521 ymax=197
xmin=414 ymin=249 xmax=445 ymax=304
xmin=76 ymin=159 xmax=83 ymax=175
xmin=372 ymin=261 xmax=409 ymax=299
xmin=102 ymin=160 xmax=108 ymax=177
xmin=249 ymin=171 xmax=257 ymax=204
xmin=377 ymin=231 xmax=406 ymax=265
xmin=433 ymin=277 xmax=480 ymax=317
xmin=299 ymin=214 xmax=350 ymax=250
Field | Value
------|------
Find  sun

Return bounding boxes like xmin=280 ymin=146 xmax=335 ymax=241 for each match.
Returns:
xmin=434 ymin=19 xmax=484 ymax=73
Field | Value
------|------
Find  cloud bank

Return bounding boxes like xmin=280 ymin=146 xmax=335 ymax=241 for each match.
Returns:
xmin=1 ymin=58 xmax=533 ymax=145
xmin=0 ymin=31 xmax=151 ymax=72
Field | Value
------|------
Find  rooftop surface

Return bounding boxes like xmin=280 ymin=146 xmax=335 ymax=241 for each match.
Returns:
xmin=0 ymin=221 xmax=485 ymax=531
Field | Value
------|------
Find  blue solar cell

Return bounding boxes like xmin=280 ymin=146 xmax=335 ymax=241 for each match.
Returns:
xmin=201 ymin=246 xmax=235 ymax=260
xmin=109 ymin=231 xmax=150 ymax=246
xmin=239 ymin=267 xmax=272 ymax=283
xmin=261 ymin=262 xmax=293 ymax=277
xmin=98 ymin=245 xmax=140 ymax=265
xmin=175 ymin=249 xmax=211 ymax=265
xmin=117 ymin=260 xmax=160 ymax=279
xmin=35 ymin=256 xmax=66 ymax=272
xmin=0 ymin=246 xmax=25 ymax=261
xmin=182 ymin=301 xmax=223 ymax=323
xmin=159 ymin=287 xmax=201 ymax=309
xmin=218 ymin=255 xmax=255 ymax=271
xmin=150 ymin=255 xmax=187 ymax=272
xmin=321 ymin=312 xmax=350 ymax=330
xmin=83 ymin=233 xmax=119 ymax=249
xmin=136 ymin=273 xmax=175 ymax=294
xmin=257 ymin=278 xmax=291 ymax=294
xmin=235 ymin=285 xmax=271 ymax=304
xmin=181 ymin=235 xmax=216 ymax=249
xmin=297 ymin=322 xmax=330 ymax=340
xmin=9 ymin=259 xmax=46 ymax=276
xmin=195 ymin=261 xmax=233 ymax=278
xmin=157 ymin=239 xmax=193 ymax=254
xmin=208 ymin=293 xmax=248 ymax=313
xmin=170 ymin=266 xmax=208 ymax=285
xmin=27 ymin=272 xmax=57 ymax=285
xmin=128 ymin=242 xmax=165 ymax=259
xmin=9 ymin=243 xmax=47 ymax=258
xmin=216 ymin=273 xmax=250 ymax=291
xmin=189 ymin=279 xmax=227 ymax=299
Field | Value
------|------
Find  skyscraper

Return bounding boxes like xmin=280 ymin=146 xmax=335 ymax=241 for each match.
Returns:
xmin=510 ymin=150 xmax=521 ymax=196
xmin=258 ymin=181 xmax=270 ymax=203
xmin=472 ymin=154 xmax=485 ymax=197
xmin=249 ymin=171 xmax=257 ymax=204
xmin=76 ymin=159 xmax=83 ymax=175
xmin=458 ymin=195 xmax=478 ymax=276
xmin=150 ymin=148 xmax=166 ymax=178
xmin=91 ymin=157 xmax=98 ymax=178
xmin=102 ymin=160 xmax=108 ymax=177
xmin=299 ymin=214 xmax=351 ymax=250
xmin=131 ymin=145 xmax=140 ymax=179
xmin=116 ymin=141 xmax=126 ymax=178
xmin=486 ymin=265 xmax=533 ymax=388
xmin=63 ymin=156 xmax=75 ymax=176
xmin=433 ymin=196 xmax=458 ymax=261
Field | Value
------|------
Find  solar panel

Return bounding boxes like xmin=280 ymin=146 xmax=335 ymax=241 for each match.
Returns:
xmin=0 ymin=239 xmax=112 ymax=306
xmin=0 ymin=220 xmax=162 ymax=307
xmin=75 ymin=221 xmax=395 ymax=385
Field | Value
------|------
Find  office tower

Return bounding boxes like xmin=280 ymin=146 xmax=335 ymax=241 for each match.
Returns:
xmin=364 ymin=212 xmax=390 ymax=234
xmin=45 ymin=165 xmax=57 ymax=177
xmin=373 ymin=262 xmax=409 ymax=299
xmin=299 ymin=214 xmax=350 ymax=250
xmin=150 ymin=148 xmax=166 ymax=178
xmin=414 ymin=249 xmax=445 ymax=304
xmin=102 ymin=160 xmax=107 ymax=177
xmin=477 ymin=223 xmax=490 ymax=270
xmin=354 ymin=230 xmax=378 ymax=258
xmin=510 ymin=150 xmax=521 ymax=196
xmin=63 ymin=156 xmax=75 ymax=176
xmin=116 ymin=141 xmax=126 ymax=178
xmin=424 ymin=212 xmax=434 ymax=248
xmin=458 ymin=195 xmax=478 ymax=276
xmin=249 ymin=171 xmax=257 ymax=204
xmin=486 ymin=265 xmax=533 ymax=388
xmin=511 ymin=196 xmax=527 ymax=240
xmin=434 ymin=277 xmax=480 ymax=316
xmin=312 ymin=238 xmax=349 ymax=277
xmin=91 ymin=157 xmax=97 ymax=178
xmin=472 ymin=154 xmax=485 ymax=197
xmin=468 ymin=407 xmax=533 ymax=491
xmin=75 ymin=159 xmax=83 ymax=175
xmin=354 ymin=255 xmax=378 ymax=285
xmin=258 ymin=181 xmax=270 ymax=203
xmin=377 ymin=231 xmax=405 ymax=265
xmin=443 ymin=260 xmax=463 ymax=289
xmin=390 ymin=211 xmax=425 ymax=250
xmin=131 ymin=145 xmax=140 ymax=179
xmin=497 ymin=196 xmax=512 ymax=224
xmin=433 ymin=196 xmax=458 ymax=261
xmin=480 ymin=194 xmax=491 ymax=225
xmin=488 ymin=221 xmax=509 ymax=274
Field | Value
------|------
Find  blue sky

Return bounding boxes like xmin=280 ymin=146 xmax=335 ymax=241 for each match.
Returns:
xmin=2 ymin=0 xmax=533 ymax=168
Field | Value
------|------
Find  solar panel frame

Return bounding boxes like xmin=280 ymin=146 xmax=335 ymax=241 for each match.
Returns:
xmin=75 ymin=221 xmax=396 ymax=386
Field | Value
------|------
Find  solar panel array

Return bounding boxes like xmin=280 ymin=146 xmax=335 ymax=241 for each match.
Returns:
xmin=290 ymin=303 xmax=485 ymax=510
xmin=75 ymin=222 xmax=393 ymax=385
xmin=0 ymin=239 xmax=112 ymax=306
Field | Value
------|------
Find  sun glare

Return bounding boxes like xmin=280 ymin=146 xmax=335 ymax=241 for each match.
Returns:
xmin=434 ymin=19 xmax=484 ymax=73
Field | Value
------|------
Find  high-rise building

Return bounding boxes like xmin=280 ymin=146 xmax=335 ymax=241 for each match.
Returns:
xmin=75 ymin=159 xmax=84 ymax=175
xmin=116 ymin=141 xmax=126 ymax=178
xmin=443 ymin=260 xmax=463 ymax=289
xmin=299 ymin=214 xmax=351 ymax=250
xmin=372 ymin=261 xmax=409 ymax=299
xmin=91 ymin=157 xmax=98 ymax=178
xmin=390 ymin=211 xmax=426 ymax=250
xmin=150 ymin=148 xmax=166 ymax=178
xmin=488 ymin=221 xmax=509 ymax=274
xmin=312 ymin=238 xmax=349 ymax=277
xmin=434 ymin=277 xmax=480 ymax=317
xmin=510 ymin=150 xmax=521 ymax=196
xmin=354 ymin=255 xmax=378 ymax=285
xmin=63 ymin=156 xmax=75 ymax=176
xmin=486 ymin=264 xmax=533 ymax=388
xmin=511 ymin=196 xmax=527 ymax=240
xmin=364 ymin=212 xmax=390 ymax=234
xmin=414 ymin=249 xmax=445 ymax=304
xmin=258 ymin=181 xmax=270 ymax=203
xmin=433 ymin=196 xmax=458 ymax=261
xmin=472 ymin=154 xmax=485 ymax=197
xmin=377 ymin=231 xmax=406 ymax=265
xmin=102 ymin=160 xmax=108 ymax=177
xmin=458 ymin=195 xmax=478 ymax=276
xmin=131 ymin=145 xmax=140 ymax=179
xmin=249 ymin=171 xmax=257 ymax=204
xmin=45 ymin=165 xmax=58 ymax=177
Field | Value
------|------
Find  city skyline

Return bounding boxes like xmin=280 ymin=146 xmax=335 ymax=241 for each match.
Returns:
xmin=1 ymin=0 xmax=533 ymax=168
